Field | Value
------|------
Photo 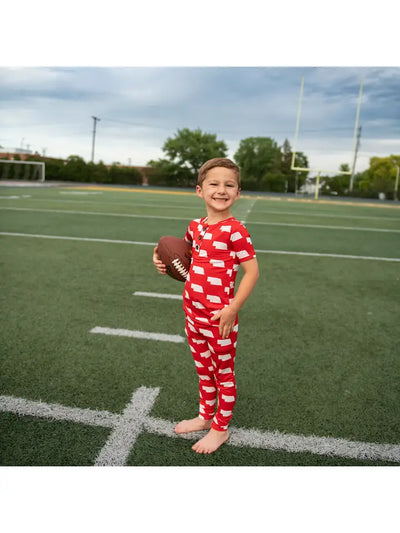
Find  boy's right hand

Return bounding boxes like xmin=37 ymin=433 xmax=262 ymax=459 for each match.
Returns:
xmin=153 ymin=246 xmax=167 ymax=275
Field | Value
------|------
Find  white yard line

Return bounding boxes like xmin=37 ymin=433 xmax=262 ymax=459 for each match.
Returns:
xmin=0 ymin=206 xmax=188 ymax=222
xmin=0 ymin=394 xmax=119 ymax=428
xmin=1 ymin=390 xmax=399 ymax=464
xmin=90 ymin=326 xmax=185 ymax=343
xmin=1 ymin=232 xmax=399 ymax=262
xmin=247 ymin=220 xmax=400 ymax=233
xmin=2 ymin=205 xmax=399 ymax=233
xmin=10 ymin=196 xmax=196 ymax=210
xmin=250 ymin=208 xmax=400 ymax=222
xmin=95 ymin=387 xmax=160 ymax=466
xmin=237 ymin=197 xmax=257 ymax=224
xmin=254 ymin=249 xmax=400 ymax=262
xmin=0 ymin=232 xmax=156 ymax=246
xmin=59 ymin=191 xmax=103 ymax=195
xmin=134 ymin=291 xmax=183 ymax=300
xmin=3 ymin=197 xmax=399 ymax=220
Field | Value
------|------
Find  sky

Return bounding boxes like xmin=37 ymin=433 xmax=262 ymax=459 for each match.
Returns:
xmin=1 ymin=66 xmax=399 ymax=175
xmin=1 ymin=2 xmax=399 ymax=178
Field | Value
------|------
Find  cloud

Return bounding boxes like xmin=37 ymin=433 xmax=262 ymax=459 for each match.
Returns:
xmin=0 ymin=66 xmax=399 ymax=172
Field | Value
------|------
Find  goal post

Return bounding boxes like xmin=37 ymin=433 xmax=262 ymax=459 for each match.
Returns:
xmin=291 ymin=76 xmax=363 ymax=199
xmin=0 ymin=159 xmax=45 ymax=182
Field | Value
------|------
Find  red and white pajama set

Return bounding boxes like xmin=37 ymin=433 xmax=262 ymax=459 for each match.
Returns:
xmin=183 ymin=216 xmax=256 ymax=432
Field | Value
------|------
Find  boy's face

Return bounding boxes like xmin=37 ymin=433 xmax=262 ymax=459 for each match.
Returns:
xmin=196 ymin=167 xmax=240 ymax=217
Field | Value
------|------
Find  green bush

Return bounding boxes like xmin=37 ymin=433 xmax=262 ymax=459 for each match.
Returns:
xmin=108 ymin=164 xmax=143 ymax=185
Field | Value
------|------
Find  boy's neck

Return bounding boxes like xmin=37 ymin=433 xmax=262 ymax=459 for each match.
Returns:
xmin=204 ymin=210 xmax=233 ymax=225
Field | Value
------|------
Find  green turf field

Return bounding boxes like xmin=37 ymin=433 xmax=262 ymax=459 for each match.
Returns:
xmin=1 ymin=185 xmax=399 ymax=466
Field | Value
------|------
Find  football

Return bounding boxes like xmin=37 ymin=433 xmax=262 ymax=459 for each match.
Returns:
xmin=157 ymin=235 xmax=192 ymax=282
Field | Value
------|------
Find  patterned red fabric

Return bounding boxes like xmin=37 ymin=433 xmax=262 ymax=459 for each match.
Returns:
xmin=182 ymin=216 xmax=256 ymax=431
xmin=185 ymin=317 xmax=238 ymax=431
xmin=183 ymin=216 xmax=256 ymax=326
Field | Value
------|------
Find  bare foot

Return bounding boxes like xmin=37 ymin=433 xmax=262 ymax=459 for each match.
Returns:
xmin=192 ymin=428 xmax=229 ymax=454
xmin=174 ymin=417 xmax=212 ymax=434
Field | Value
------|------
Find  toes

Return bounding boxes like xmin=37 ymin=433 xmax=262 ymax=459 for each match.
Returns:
xmin=192 ymin=440 xmax=213 ymax=454
xmin=174 ymin=423 xmax=184 ymax=434
xmin=192 ymin=440 xmax=206 ymax=453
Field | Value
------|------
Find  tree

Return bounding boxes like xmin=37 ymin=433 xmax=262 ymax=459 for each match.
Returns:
xmin=358 ymin=156 xmax=400 ymax=199
xmin=158 ymin=128 xmax=228 ymax=185
xmin=59 ymin=155 xmax=88 ymax=182
xmin=40 ymin=157 xmax=65 ymax=181
xmin=281 ymin=139 xmax=293 ymax=176
xmin=321 ymin=163 xmax=351 ymax=196
xmin=147 ymin=158 xmax=194 ymax=187
xmin=108 ymin=163 xmax=142 ymax=185
xmin=87 ymin=160 xmax=108 ymax=183
xmin=234 ymin=137 xmax=282 ymax=190
xmin=280 ymin=139 xmax=309 ymax=193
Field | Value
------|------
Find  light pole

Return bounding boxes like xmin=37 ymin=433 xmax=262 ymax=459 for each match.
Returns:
xmin=91 ymin=116 xmax=101 ymax=162
xmin=394 ymin=163 xmax=399 ymax=201
xmin=349 ymin=78 xmax=364 ymax=192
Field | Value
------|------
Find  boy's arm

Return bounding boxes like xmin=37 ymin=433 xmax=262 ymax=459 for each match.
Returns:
xmin=211 ymin=258 xmax=259 ymax=339
xmin=153 ymin=224 xmax=192 ymax=275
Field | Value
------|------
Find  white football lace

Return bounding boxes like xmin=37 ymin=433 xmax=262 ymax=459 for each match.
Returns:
xmin=172 ymin=258 xmax=189 ymax=279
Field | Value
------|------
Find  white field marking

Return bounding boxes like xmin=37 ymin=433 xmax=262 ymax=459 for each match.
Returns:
xmin=133 ymin=291 xmax=183 ymax=300
xmin=254 ymin=248 xmax=400 ymax=263
xmin=237 ymin=198 xmax=257 ymax=224
xmin=1 ymin=232 xmax=399 ymax=263
xmin=0 ymin=206 xmax=188 ymax=223
xmin=0 ymin=394 xmax=120 ymax=428
xmin=0 ymin=232 xmax=156 ymax=246
xmin=144 ymin=417 xmax=400 ymax=463
xmin=4 ymin=194 xmax=400 ymax=219
xmin=0 ymin=195 xmax=32 ymax=199
xmin=90 ymin=326 xmax=185 ymax=343
xmin=59 ymin=191 xmax=103 ymax=195
xmin=2 ymin=205 xmax=398 ymax=233
xmin=245 ymin=219 xmax=400 ymax=233
xmin=250 ymin=207 xmax=400 ymax=222
xmin=24 ymin=196 xmax=196 ymax=211
xmin=94 ymin=387 xmax=160 ymax=466
xmin=1 ymin=390 xmax=399 ymax=463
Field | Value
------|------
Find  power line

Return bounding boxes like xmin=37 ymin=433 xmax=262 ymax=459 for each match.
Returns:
xmin=101 ymin=116 xmax=356 ymax=136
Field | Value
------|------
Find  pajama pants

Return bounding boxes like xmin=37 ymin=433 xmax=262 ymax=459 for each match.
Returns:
xmin=185 ymin=316 xmax=238 ymax=432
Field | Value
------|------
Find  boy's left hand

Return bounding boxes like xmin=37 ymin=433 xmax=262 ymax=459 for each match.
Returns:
xmin=210 ymin=305 xmax=237 ymax=339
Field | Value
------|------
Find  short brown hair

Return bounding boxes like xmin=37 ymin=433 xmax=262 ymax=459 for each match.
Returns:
xmin=197 ymin=158 xmax=241 ymax=188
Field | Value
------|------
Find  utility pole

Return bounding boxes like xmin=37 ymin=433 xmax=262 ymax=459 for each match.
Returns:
xmin=391 ymin=159 xmax=399 ymax=201
xmin=349 ymin=78 xmax=363 ymax=192
xmin=349 ymin=125 xmax=362 ymax=192
xmin=91 ymin=116 xmax=101 ymax=162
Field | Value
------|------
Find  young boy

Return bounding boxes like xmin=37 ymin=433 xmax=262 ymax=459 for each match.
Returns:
xmin=153 ymin=157 xmax=259 ymax=454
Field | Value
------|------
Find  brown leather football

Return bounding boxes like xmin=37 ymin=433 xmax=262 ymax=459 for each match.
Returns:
xmin=157 ymin=236 xmax=192 ymax=282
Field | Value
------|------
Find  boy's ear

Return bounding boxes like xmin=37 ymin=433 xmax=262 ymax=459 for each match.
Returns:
xmin=196 ymin=185 xmax=203 ymax=198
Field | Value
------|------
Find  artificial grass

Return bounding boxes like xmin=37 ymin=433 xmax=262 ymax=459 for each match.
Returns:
xmin=1 ymin=186 xmax=399 ymax=466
